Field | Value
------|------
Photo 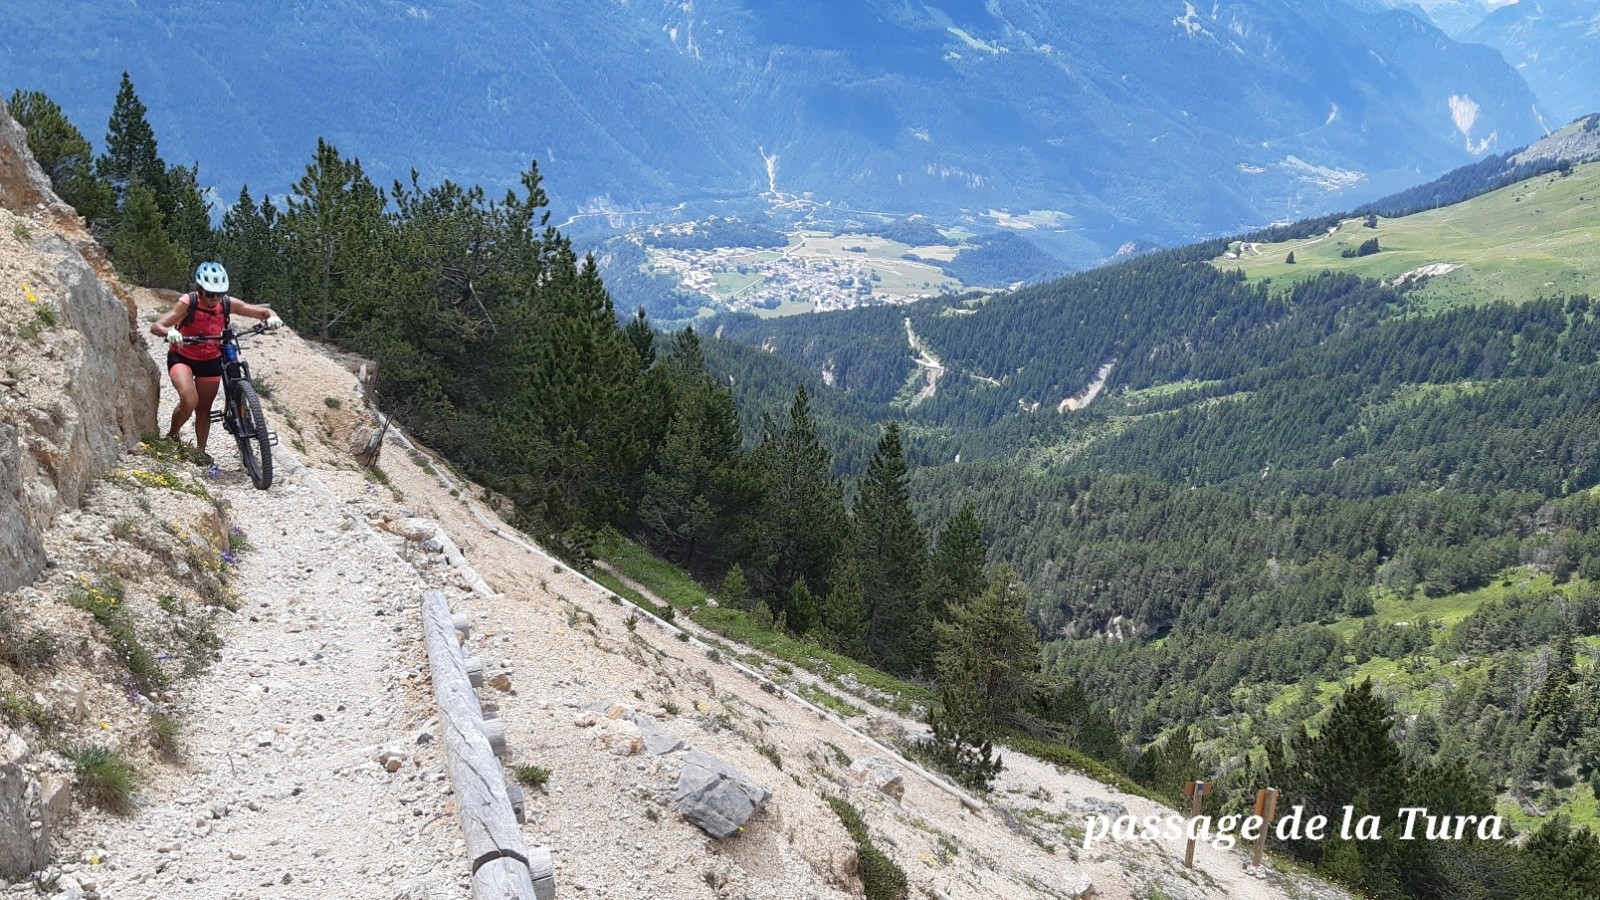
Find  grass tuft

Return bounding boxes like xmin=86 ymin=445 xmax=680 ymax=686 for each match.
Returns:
xmin=150 ymin=712 xmax=181 ymax=760
xmin=0 ymin=603 xmax=59 ymax=671
xmin=826 ymin=796 xmax=908 ymax=900
xmin=66 ymin=576 xmax=169 ymax=694
xmin=71 ymin=743 xmax=140 ymax=814
xmin=513 ymin=764 xmax=552 ymax=790
xmin=0 ymin=690 xmax=57 ymax=732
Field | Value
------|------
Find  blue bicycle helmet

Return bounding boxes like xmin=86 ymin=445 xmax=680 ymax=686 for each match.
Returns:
xmin=195 ymin=261 xmax=230 ymax=294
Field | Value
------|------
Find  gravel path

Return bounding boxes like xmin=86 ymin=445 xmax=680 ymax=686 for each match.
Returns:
xmin=57 ymin=326 xmax=465 ymax=900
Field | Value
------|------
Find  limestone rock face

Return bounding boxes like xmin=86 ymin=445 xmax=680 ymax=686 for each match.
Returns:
xmin=0 ymin=730 xmax=58 ymax=880
xmin=0 ymin=97 xmax=159 ymax=591
xmin=0 ymin=421 xmax=44 ymax=584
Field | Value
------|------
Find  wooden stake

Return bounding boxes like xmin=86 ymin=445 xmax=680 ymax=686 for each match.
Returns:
xmin=1252 ymin=787 xmax=1279 ymax=868
xmin=1183 ymin=780 xmax=1209 ymax=869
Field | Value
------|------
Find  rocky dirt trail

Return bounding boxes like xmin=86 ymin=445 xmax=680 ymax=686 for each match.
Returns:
xmin=52 ymin=320 xmax=465 ymax=900
xmin=35 ymin=287 xmax=1351 ymax=900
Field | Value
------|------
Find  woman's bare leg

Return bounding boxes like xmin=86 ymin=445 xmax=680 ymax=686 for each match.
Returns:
xmin=194 ymin=378 xmax=222 ymax=454
xmin=167 ymin=365 xmax=199 ymax=440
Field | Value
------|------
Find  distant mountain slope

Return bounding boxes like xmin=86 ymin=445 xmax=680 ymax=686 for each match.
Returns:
xmin=1365 ymin=0 xmax=1506 ymax=37
xmin=1468 ymin=0 xmax=1600 ymax=124
xmin=1222 ymin=156 xmax=1600 ymax=308
xmin=712 ymin=119 xmax=1600 ymax=442
xmin=0 ymin=0 xmax=1549 ymax=263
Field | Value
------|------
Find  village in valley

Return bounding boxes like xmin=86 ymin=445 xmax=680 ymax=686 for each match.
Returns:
xmin=643 ymin=230 xmax=965 ymax=316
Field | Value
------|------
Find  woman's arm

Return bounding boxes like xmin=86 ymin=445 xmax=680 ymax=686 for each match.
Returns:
xmin=150 ymin=297 xmax=190 ymax=337
xmin=230 ymin=299 xmax=273 ymax=320
xmin=230 ymin=299 xmax=284 ymax=329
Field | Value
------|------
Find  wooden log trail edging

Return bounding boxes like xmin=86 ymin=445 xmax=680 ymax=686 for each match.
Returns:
xmin=370 ymin=398 xmax=986 ymax=814
xmin=421 ymin=588 xmax=555 ymax=900
xmin=382 ymin=417 xmax=986 ymax=814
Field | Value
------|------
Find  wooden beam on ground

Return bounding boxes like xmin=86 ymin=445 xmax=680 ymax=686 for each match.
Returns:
xmin=422 ymin=588 xmax=551 ymax=899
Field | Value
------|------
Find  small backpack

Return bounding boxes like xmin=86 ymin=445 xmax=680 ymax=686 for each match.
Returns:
xmin=179 ymin=292 xmax=232 ymax=331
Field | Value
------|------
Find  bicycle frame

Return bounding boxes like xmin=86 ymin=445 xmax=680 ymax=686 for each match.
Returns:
xmin=205 ymin=328 xmax=265 ymax=439
xmin=187 ymin=325 xmax=277 ymax=489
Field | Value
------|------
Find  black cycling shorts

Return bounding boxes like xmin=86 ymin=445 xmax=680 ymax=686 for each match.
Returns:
xmin=167 ymin=351 xmax=224 ymax=380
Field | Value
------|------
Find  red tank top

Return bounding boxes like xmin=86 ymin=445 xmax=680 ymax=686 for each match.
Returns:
xmin=173 ymin=294 xmax=227 ymax=362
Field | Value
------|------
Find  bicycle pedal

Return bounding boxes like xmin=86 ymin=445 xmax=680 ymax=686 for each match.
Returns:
xmin=267 ymin=431 xmax=279 ymax=447
xmin=208 ymin=410 xmax=225 ymax=422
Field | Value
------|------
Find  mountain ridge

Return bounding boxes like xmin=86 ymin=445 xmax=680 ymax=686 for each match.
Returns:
xmin=0 ymin=0 xmax=1550 ymax=265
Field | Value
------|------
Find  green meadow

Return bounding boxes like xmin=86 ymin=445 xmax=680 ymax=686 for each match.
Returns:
xmin=1220 ymin=162 xmax=1600 ymax=310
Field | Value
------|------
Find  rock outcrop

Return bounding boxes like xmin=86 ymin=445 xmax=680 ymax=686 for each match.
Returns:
xmin=0 ymin=97 xmax=159 ymax=591
xmin=674 ymin=747 xmax=770 ymax=839
xmin=0 ymin=730 xmax=69 ymax=880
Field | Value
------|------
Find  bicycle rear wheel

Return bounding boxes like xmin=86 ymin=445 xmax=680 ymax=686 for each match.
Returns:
xmin=231 ymin=380 xmax=273 ymax=490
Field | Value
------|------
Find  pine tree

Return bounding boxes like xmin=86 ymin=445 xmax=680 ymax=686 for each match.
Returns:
xmin=1295 ymin=679 xmax=1407 ymax=820
xmin=159 ymin=162 xmax=215 ymax=262
xmin=927 ymin=502 xmax=988 ymax=623
xmin=1529 ymin=632 xmax=1576 ymax=733
xmin=786 ymin=579 xmax=816 ymax=635
xmin=512 ymin=252 xmax=647 ymax=534
xmin=637 ymin=379 xmax=742 ymax=567
xmin=919 ymin=687 xmax=1004 ymax=791
xmin=662 ymin=326 xmax=707 ymax=380
xmin=818 ymin=557 xmax=868 ymax=659
xmin=933 ymin=564 xmax=1038 ymax=725
xmin=1270 ymin=678 xmax=1413 ymax=883
xmin=280 ymin=138 xmax=388 ymax=340
xmin=625 ymin=307 xmax=655 ymax=369
xmin=219 ymin=187 xmax=288 ymax=302
xmin=108 ymin=182 xmax=188 ymax=289
xmin=718 ymin=564 xmax=749 ymax=610
xmin=1129 ymin=726 xmax=1201 ymax=805
xmin=7 ymin=89 xmax=114 ymax=223
xmin=98 ymin=73 xmax=163 ymax=198
xmin=856 ymin=421 xmax=931 ymax=674
xmin=1520 ymin=815 xmax=1600 ymax=900
xmin=745 ymin=387 xmax=848 ymax=608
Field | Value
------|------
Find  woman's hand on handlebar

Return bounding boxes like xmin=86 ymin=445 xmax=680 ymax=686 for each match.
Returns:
xmin=165 ymin=329 xmax=184 ymax=346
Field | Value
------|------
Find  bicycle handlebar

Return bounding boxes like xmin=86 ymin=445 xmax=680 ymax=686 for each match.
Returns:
xmin=181 ymin=323 xmax=271 ymax=344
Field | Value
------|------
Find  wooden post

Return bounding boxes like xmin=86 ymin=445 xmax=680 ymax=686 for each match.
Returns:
xmin=483 ymin=712 xmax=508 ymax=758
xmin=1183 ymin=780 xmax=1210 ymax=869
xmin=506 ymin=784 xmax=526 ymax=824
xmin=1252 ymin=787 xmax=1279 ymax=868
xmin=528 ymin=847 xmax=555 ymax=900
xmin=422 ymin=589 xmax=550 ymax=899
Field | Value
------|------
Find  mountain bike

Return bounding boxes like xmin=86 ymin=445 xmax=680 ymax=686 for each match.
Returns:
xmin=184 ymin=324 xmax=276 ymax=490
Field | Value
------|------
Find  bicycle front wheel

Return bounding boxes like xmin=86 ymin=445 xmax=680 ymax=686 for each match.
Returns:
xmin=231 ymin=380 xmax=273 ymax=490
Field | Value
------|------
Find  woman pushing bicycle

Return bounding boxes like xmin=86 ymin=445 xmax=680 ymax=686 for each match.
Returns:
xmin=149 ymin=261 xmax=282 ymax=465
